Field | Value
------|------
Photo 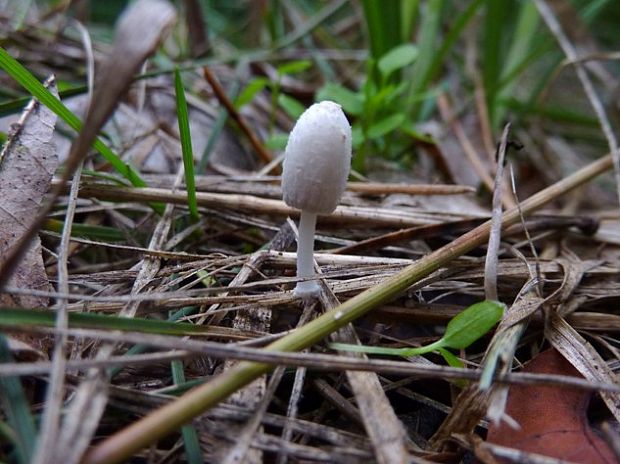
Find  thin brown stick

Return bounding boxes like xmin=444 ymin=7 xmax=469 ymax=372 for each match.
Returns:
xmin=4 ymin=326 xmax=620 ymax=394
xmin=203 ymin=66 xmax=274 ymax=166
xmin=54 ymin=181 xmax=468 ymax=228
xmin=438 ymin=94 xmax=516 ymax=209
xmin=346 ymin=182 xmax=475 ymax=195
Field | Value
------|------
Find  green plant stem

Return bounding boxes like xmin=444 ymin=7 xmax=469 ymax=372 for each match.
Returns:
xmin=83 ymin=153 xmax=614 ymax=464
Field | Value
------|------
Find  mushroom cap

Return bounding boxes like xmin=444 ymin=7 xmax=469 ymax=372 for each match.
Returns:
xmin=282 ymin=101 xmax=352 ymax=214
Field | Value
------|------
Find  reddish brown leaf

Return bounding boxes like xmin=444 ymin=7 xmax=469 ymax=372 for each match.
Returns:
xmin=486 ymin=348 xmax=616 ymax=463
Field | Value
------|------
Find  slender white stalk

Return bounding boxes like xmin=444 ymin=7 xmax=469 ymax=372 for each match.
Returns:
xmin=294 ymin=211 xmax=319 ymax=297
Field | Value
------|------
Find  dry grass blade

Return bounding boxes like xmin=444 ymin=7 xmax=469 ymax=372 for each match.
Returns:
xmin=214 ymin=227 xmax=293 ymax=462
xmin=545 ymin=312 xmax=620 ymax=421
xmin=319 ymin=284 xmax=409 ymax=464
xmin=346 ymin=182 xmax=476 ymax=195
xmin=50 ymin=170 xmax=182 ymax=464
xmin=84 ymin=151 xmax=614 ymax=463
xmin=484 ymin=123 xmax=511 ymax=301
xmin=54 ymin=181 xmax=480 ymax=228
xmin=34 ymin=21 xmax=94 ymax=462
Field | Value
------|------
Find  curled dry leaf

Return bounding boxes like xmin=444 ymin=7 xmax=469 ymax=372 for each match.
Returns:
xmin=0 ymin=77 xmax=58 ymax=308
xmin=485 ymin=348 xmax=616 ymax=463
xmin=62 ymin=0 xmax=177 ymax=183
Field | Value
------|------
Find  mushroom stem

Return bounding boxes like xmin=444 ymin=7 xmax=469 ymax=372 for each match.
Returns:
xmin=294 ymin=210 xmax=320 ymax=297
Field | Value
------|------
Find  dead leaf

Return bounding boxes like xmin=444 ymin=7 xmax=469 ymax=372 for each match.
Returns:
xmin=0 ymin=77 xmax=58 ymax=307
xmin=545 ymin=311 xmax=620 ymax=422
xmin=485 ymin=348 xmax=616 ymax=463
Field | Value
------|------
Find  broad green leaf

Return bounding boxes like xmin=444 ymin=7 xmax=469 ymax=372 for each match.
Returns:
xmin=234 ymin=78 xmax=268 ymax=109
xmin=330 ymin=300 xmax=505 ymax=361
xmin=400 ymin=123 xmax=436 ymax=143
xmin=441 ymin=300 xmax=505 ymax=349
xmin=316 ymin=83 xmax=364 ymax=115
xmin=277 ymin=93 xmax=305 ymax=119
xmin=174 ymin=67 xmax=199 ymax=221
xmin=367 ymin=112 xmax=406 ymax=139
xmin=378 ymin=43 xmax=418 ymax=78
xmin=276 ymin=59 xmax=312 ymax=76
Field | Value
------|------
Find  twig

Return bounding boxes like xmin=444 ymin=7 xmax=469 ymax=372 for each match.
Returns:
xmin=11 ymin=326 xmax=618 ymax=394
xmin=53 ymin=181 xmax=474 ymax=228
xmin=34 ymin=161 xmax=85 ymax=464
xmin=346 ymin=182 xmax=475 ymax=195
xmin=437 ymin=94 xmax=516 ymax=209
xmin=202 ymin=66 xmax=274 ymax=166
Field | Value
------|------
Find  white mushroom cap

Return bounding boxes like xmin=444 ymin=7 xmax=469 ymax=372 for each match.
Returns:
xmin=282 ymin=101 xmax=352 ymax=214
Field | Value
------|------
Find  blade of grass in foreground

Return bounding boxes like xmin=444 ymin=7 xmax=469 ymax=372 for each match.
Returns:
xmin=174 ymin=67 xmax=199 ymax=221
xmin=0 ymin=335 xmax=37 ymax=464
xmin=362 ymin=0 xmax=403 ymax=60
xmin=0 ymin=47 xmax=147 ymax=189
xmin=0 ymin=308 xmax=221 ymax=337
xmin=171 ymin=360 xmax=202 ymax=464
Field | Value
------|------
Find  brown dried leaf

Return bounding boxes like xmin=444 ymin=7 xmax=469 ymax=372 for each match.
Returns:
xmin=0 ymin=77 xmax=58 ymax=307
xmin=486 ymin=348 xmax=616 ymax=463
xmin=546 ymin=311 xmax=620 ymax=422
xmin=59 ymin=0 xmax=177 ymax=191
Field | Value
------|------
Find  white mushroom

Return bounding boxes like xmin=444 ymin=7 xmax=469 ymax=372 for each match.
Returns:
xmin=282 ymin=101 xmax=352 ymax=298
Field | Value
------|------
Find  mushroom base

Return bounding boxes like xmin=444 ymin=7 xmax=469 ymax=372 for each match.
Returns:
xmin=293 ymin=280 xmax=321 ymax=299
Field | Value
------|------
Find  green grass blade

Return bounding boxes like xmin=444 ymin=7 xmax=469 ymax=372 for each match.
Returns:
xmin=407 ymin=0 xmax=444 ymax=115
xmin=0 ymin=308 xmax=219 ymax=337
xmin=44 ymin=219 xmax=127 ymax=242
xmin=414 ymin=0 xmax=484 ymax=106
xmin=0 ymin=335 xmax=37 ymax=464
xmin=0 ymin=47 xmax=148 ymax=189
xmin=400 ymin=0 xmax=419 ymax=42
xmin=493 ymin=1 xmax=540 ymax=127
xmin=0 ymin=84 xmax=87 ymax=117
xmin=174 ymin=67 xmax=199 ymax=221
xmin=362 ymin=0 xmax=403 ymax=60
xmin=171 ymin=360 xmax=202 ymax=464
xmin=482 ymin=0 xmax=509 ymax=124
xmin=405 ymin=0 xmax=484 ymax=118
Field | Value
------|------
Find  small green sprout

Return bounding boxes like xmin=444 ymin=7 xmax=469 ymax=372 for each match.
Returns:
xmin=329 ymin=300 xmax=506 ymax=367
